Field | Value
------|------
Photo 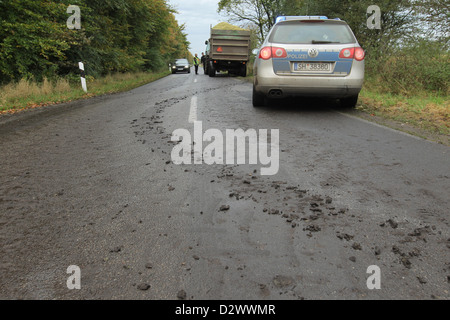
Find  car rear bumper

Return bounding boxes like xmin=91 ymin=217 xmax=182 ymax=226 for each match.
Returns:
xmin=254 ymin=60 xmax=364 ymax=98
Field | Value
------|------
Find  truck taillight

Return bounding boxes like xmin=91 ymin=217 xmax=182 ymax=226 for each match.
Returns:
xmin=259 ymin=47 xmax=287 ymax=60
xmin=339 ymin=47 xmax=365 ymax=61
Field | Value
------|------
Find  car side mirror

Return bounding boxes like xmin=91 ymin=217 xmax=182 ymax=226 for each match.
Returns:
xmin=252 ymin=49 xmax=259 ymax=55
xmin=205 ymin=40 xmax=208 ymax=45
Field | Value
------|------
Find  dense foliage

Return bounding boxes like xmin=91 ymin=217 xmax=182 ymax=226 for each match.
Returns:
xmin=0 ymin=0 xmax=190 ymax=83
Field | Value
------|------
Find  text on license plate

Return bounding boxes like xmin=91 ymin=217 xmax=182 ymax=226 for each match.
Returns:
xmin=295 ymin=62 xmax=331 ymax=72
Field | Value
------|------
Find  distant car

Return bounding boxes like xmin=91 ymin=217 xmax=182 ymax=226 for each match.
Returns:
xmin=252 ymin=16 xmax=365 ymax=107
xmin=172 ymin=59 xmax=191 ymax=74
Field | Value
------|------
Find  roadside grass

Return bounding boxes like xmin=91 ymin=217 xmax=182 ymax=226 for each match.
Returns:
xmin=0 ymin=70 xmax=170 ymax=114
xmin=358 ymin=79 xmax=449 ymax=136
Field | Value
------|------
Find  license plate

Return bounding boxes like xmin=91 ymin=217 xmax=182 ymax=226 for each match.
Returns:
xmin=295 ymin=62 xmax=331 ymax=72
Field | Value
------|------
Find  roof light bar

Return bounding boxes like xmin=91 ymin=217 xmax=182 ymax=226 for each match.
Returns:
xmin=275 ymin=16 xmax=287 ymax=23
xmin=276 ymin=16 xmax=329 ymax=23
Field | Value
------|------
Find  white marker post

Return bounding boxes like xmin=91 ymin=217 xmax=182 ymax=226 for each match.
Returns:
xmin=79 ymin=62 xmax=87 ymax=93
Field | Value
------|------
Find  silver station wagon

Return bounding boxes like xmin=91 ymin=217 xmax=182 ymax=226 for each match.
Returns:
xmin=252 ymin=16 xmax=365 ymax=107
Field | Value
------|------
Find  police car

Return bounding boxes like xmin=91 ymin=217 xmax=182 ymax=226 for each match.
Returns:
xmin=252 ymin=16 xmax=365 ymax=107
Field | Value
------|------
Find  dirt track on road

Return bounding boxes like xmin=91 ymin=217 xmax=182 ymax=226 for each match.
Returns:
xmin=1 ymin=73 xmax=449 ymax=300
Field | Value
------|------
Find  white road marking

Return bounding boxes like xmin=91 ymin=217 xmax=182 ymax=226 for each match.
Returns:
xmin=189 ymin=95 xmax=198 ymax=123
xmin=194 ymin=79 xmax=198 ymax=83
xmin=336 ymin=111 xmax=430 ymax=143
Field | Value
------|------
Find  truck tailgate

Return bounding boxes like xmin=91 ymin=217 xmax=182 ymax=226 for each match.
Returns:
xmin=210 ymin=29 xmax=251 ymax=61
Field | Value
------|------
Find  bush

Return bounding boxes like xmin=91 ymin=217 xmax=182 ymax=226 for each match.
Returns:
xmin=0 ymin=0 xmax=190 ymax=84
xmin=366 ymin=40 xmax=449 ymax=95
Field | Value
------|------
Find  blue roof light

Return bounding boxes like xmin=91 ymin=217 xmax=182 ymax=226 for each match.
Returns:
xmin=275 ymin=16 xmax=287 ymax=24
xmin=276 ymin=16 xmax=329 ymax=23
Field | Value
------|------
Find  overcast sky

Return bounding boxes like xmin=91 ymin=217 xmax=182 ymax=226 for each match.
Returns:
xmin=168 ymin=0 xmax=225 ymax=56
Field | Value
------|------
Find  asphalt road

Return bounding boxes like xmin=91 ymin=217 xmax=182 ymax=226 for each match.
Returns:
xmin=0 ymin=68 xmax=449 ymax=300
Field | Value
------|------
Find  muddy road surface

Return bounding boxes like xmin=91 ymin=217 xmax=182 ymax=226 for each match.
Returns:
xmin=0 ymin=70 xmax=449 ymax=300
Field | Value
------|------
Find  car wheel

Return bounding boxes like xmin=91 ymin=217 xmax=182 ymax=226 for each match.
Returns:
xmin=252 ymin=86 xmax=265 ymax=107
xmin=208 ymin=62 xmax=216 ymax=77
xmin=340 ymin=95 xmax=359 ymax=108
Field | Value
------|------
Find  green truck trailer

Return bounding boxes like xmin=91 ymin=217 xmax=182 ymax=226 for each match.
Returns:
xmin=204 ymin=22 xmax=251 ymax=77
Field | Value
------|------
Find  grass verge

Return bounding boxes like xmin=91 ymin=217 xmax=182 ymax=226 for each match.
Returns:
xmin=358 ymin=80 xmax=449 ymax=142
xmin=0 ymin=71 xmax=170 ymax=114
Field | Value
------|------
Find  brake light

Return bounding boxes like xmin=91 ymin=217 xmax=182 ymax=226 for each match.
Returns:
xmin=354 ymin=47 xmax=365 ymax=61
xmin=259 ymin=47 xmax=287 ymax=60
xmin=259 ymin=47 xmax=272 ymax=60
xmin=339 ymin=47 xmax=365 ymax=61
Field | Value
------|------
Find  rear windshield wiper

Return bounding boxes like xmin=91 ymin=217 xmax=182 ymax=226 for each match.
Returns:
xmin=311 ymin=40 xmax=340 ymax=44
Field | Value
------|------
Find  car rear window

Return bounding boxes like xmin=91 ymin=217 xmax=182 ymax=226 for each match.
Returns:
xmin=269 ymin=21 xmax=356 ymax=44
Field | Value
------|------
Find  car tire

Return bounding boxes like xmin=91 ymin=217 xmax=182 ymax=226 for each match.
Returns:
xmin=252 ymin=86 xmax=265 ymax=107
xmin=340 ymin=95 xmax=359 ymax=108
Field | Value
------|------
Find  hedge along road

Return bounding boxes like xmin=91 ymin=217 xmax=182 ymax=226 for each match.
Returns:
xmin=0 ymin=68 xmax=449 ymax=300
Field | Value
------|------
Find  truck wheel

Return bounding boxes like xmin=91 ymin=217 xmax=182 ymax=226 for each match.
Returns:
xmin=208 ymin=62 xmax=216 ymax=77
xmin=252 ymin=86 xmax=265 ymax=107
xmin=240 ymin=65 xmax=247 ymax=77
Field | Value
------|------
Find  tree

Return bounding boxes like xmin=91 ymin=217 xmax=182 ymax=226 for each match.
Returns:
xmin=0 ymin=0 xmax=191 ymax=84
xmin=299 ymin=0 xmax=415 ymax=52
xmin=411 ymin=0 xmax=449 ymax=44
xmin=0 ymin=0 xmax=75 ymax=82
xmin=218 ymin=0 xmax=304 ymax=42
xmin=217 ymin=0 xmax=418 ymax=53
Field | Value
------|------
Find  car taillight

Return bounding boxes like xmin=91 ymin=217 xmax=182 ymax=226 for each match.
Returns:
xmin=354 ymin=47 xmax=365 ymax=61
xmin=339 ymin=48 xmax=354 ymax=59
xmin=272 ymin=47 xmax=287 ymax=58
xmin=259 ymin=47 xmax=287 ymax=60
xmin=259 ymin=47 xmax=272 ymax=60
xmin=339 ymin=47 xmax=365 ymax=61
